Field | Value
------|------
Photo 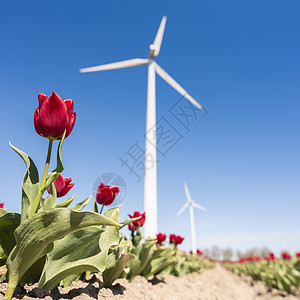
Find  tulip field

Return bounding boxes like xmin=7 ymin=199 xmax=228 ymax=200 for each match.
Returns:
xmin=0 ymin=91 xmax=299 ymax=299
xmin=223 ymin=253 xmax=300 ymax=294
xmin=0 ymin=92 xmax=214 ymax=299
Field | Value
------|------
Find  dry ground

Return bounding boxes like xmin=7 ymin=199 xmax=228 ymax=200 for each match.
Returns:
xmin=1 ymin=264 xmax=299 ymax=299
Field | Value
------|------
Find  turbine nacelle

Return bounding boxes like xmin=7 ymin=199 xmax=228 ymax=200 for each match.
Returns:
xmin=149 ymin=44 xmax=157 ymax=59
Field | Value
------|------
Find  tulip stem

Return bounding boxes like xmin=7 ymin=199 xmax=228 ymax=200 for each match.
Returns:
xmin=29 ymin=139 xmax=53 ymax=217
xmin=100 ymin=204 xmax=105 ymax=214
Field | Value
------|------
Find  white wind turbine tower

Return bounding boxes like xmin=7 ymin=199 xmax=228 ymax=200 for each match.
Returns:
xmin=80 ymin=16 xmax=203 ymax=238
xmin=177 ymin=183 xmax=206 ymax=254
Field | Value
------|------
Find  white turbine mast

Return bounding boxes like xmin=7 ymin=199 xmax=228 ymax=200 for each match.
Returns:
xmin=177 ymin=183 xmax=206 ymax=254
xmin=80 ymin=16 xmax=203 ymax=238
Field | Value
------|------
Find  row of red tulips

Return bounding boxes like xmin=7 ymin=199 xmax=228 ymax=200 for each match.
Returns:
xmin=224 ymin=253 xmax=300 ymax=294
xmin=222 ymin=251 xmax=300 ymax=264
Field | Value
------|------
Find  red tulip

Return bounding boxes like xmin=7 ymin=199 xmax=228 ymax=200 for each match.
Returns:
xmin=96 ymin=182 xmax=120 ymax=206
xmin=0 ymin=203 xmax=4 ymax=208
xmin=169 ymin=234 xmax=184 ymax=245
xmin=282 ymin=252 xmax=291 ymax=260
xmin=267 ymin=252 xmax=276 ymax=261
xmin=128 ymin=211 xmax=146 ymax=228
xmin=169 ymin=234 xmax=176 ymax=244
xmin=34 ymin=91 xmax=76 ymax=140
xmin=47 ymin=174 xmax=74 ymax=198
xmin=296 ymin=252 xmax=300 ymax=258
xmin=156 ymin=233 xmax=166 ymax=244
xmin=197 ymin=249 xmax=203 ymax=255
xmin=175 ymin=235 xmax=184 ymax=245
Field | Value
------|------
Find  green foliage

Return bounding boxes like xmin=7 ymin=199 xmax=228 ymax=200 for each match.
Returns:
xmin=9 ymin=143 xmax=39 ymax=222
xmin=5 ymin=208 xmax=121 ymax=299
xmin=102 ymin=242 xmax=135 ymax=287
xmin=224 ymin=258 xmax=300 ymax=294
xmin=72 ymin=196 xmax=91 ymax=211
xmin=0 ymin=212 xmax=20 ymax=256
xmin=142 ymin=246 xmax=177 ymax=278
xmin=55 ymin=195 xmax=75 ymax=208
xmin=126 ymin=239 xmax=156 ymax=280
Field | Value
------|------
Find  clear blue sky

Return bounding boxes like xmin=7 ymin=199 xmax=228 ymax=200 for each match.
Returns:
xmin=0 ymin=1 xmax=299 ymax=255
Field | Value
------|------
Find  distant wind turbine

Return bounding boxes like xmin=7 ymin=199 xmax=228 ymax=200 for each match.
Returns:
xmin=177 ymin=183 xmax=206 ymax=254
xmin=80 ymin=16 xmax=203 ymax=238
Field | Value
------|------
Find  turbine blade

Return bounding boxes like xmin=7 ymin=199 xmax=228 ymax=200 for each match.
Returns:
xmin=154 ymin=63 xmax=202 ymax=110
xmin=153 ymin=16 xmax=167 ymax=56
xmin=192 ymin=202 xmax=207 ymax=211
xmin=80 ymin=58 xmax=149 ymax=73
xmin=176 ymin=202 xmax=189 ymax=216
xmin=184 ymin=183 xmax=193 ymax=203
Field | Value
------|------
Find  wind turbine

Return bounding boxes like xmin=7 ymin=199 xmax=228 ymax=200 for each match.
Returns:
xmin=177 ymin=183 xmax=206 ymax=254
xmin=79 ymin=16 xmax=203 ymax=238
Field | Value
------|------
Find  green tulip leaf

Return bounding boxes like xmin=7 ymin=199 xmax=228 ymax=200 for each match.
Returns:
xmin=0 ymin=208 xmax=7 ymax=216
xmin=143 ymin=255 xmax=176 ymax=279
xmin=55 ymin=195 xmax=75 ymax=208
xmin=92 ymin=197 xmax=98 ymax=213
xmin=38 ymin=207 xmax=122 ymax=290
xmin=5 ymin=208 xmax=121 ymax=299
xmin=0 ymin=212 xmax=21 ymax=256
xmin=127 ymin=239 xmax=156 ymax=280
xmin=120 ymin=216 xmax=141 ymax=228
xmin=20 ymin=255 xmax=47 ymax=284
xmin=38 ymin=226 xmax=106 ymax=290
xmin=143 ymin=246 xmax=177 ymax=278
xmin=99 ymin=207 xmax=121 ymax=250
xmin=42 ymin=183 xmax=57 ymax=211
xmin=72 ymin=196 xmax=91 ymax=211
xmin=61 ymin=273 xmax=80 ymax=288
xmin=9 ymin=143 xmax=39 ymax=222
xmin=0 ymin=245 xmax=7 ymax=266
xmin=102 ymin=245 xmax=135 ymax=287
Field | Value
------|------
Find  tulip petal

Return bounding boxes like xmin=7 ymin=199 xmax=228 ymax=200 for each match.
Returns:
xmin=54 ymin=175 xmax=65 ymax=192
xmin=64 ymin=178 xmax=72 ymax=185
xmin=38 ymin=93 xmax=48 ymax=107
xmin=96 ymin=185 xmax=102 ymax=204
xmin=65 ymin=112 xmax=76 ymax=138
xmin=63 ymin=99 xmax=74 ymax=121
xmin=60 ymin=183 xmax=75 ymax=198
xmin=34 ymin=107 xmax=42 ymax=136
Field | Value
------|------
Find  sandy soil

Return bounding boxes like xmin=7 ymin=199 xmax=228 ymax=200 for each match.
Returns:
xmin=0 ymin=264 xmax=299 ymax=299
